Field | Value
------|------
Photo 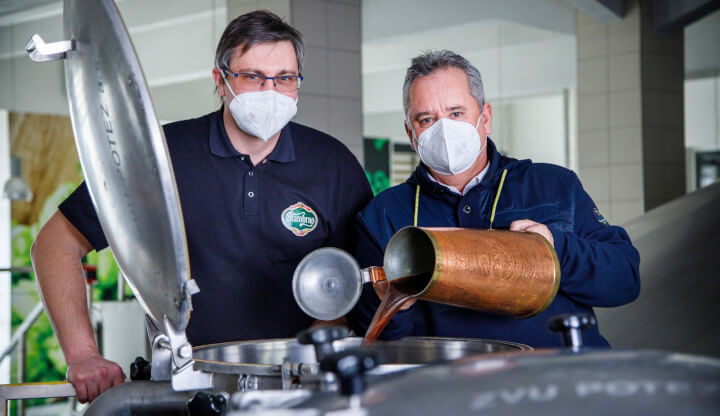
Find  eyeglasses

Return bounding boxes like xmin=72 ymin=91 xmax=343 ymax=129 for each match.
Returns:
xmin=225 ymin=71 xmax=303 ymax=92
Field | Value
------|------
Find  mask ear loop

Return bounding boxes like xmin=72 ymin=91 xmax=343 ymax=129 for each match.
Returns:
xmin=474 ymin=112 xmax=488 ymax=158
xmin=218 ymin=67 xmax=239 ymax=100
xmin=405 ymin=116 xmax=418 ymax=150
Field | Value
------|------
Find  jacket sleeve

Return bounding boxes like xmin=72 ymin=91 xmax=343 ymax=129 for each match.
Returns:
xmin=549 ymin=171 xmax=640 ymax=307
xmin=345 ymin=214 xmax=419 ymax=339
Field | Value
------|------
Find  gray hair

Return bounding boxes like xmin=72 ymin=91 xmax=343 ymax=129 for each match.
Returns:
xmin=215 ymin=10 xmax=305 ymax=74
xmin=402 ymin=50 xmax=486 ymax=118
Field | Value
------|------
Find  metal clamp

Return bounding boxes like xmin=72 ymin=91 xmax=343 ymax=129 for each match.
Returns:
xmin=145 ymin=315 xmax=172 ymax=381
xmin=163 ymin=316 xmax=213 ymax=391
xmin=25 ymin=34 xmax=75 ymax=62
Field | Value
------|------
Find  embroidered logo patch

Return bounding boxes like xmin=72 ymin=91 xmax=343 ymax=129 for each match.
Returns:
xmin=281 ymin=202 xmax=318 ymax=236
xmin=593 ymin=207 xmax=609 ymax=226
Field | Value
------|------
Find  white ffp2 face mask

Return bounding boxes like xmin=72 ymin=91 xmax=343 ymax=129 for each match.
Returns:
xmin=221 ymin=72 xmax=298 ymax=141
xmin=410 ymin=116 xmax=485 ymax=175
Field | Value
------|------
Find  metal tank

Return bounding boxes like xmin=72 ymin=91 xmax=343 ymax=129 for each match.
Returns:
xmin=595 ymin=181 xmax=720 ymax=357
xmin=226 ymin=349 xmax=720 ymax=416
xmin=192 ymin=336 xmax=530 ymax=391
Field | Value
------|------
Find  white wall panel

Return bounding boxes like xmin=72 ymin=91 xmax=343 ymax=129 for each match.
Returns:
xmin=0 ymin=109 xmax=10 ymax=384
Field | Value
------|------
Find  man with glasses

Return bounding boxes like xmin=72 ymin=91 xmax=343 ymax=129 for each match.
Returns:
xmin=31 ymin=10 xmax=372 ymax=402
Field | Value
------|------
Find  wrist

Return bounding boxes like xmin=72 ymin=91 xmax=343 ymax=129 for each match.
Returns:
xmin=64 ymin=343 xmax=102 ymax=364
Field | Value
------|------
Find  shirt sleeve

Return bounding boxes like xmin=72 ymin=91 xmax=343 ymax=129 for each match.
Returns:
xmin=345 ymin=214 xmax=419 ymax=339
xmin=58 ymin=181 xmax=109 ymax=251
xmin=549 ymin=171 xmax=641 ymax=307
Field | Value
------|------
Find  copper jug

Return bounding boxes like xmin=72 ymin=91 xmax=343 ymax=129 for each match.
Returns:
xmin=383 ymin=227 xmax=561 ymax=317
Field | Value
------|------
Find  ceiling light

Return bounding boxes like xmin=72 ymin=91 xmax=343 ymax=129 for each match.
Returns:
xmin=3 ymin=156 xmax=33 ymax=202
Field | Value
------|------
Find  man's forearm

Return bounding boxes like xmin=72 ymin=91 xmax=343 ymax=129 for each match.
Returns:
xmin=31 ymin=212 xmax=100 ymax=363
xmin=35 ymin=254 xmax=99 ymax=361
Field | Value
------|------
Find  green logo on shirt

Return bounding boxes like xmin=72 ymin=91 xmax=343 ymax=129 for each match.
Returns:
xmin=281 ymin=202 xmax=318 ymax=236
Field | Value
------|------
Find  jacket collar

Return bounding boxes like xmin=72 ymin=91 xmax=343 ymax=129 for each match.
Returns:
xmin=408 ymin=137 xmax=508 ymax=190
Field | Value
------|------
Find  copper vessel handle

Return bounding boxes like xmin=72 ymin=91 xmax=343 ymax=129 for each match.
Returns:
xmin=361 ymin=266 xmax=386 ymax=284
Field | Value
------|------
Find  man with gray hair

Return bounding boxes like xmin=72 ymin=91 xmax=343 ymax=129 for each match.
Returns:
xmin=32 ymin=10 xmax=371 ymax=402
xmin=347 ymin=50 xmax=640 ymax=348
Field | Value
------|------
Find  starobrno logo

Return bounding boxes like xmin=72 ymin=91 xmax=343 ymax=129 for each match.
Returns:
xmin=281 ymin=202 xmax=318 ymax=236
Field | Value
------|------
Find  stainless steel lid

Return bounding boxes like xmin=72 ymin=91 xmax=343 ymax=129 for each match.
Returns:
xmin=60 ymin=0 xmax=191 ymax=331
xmin=285 ymin=350 xmax=720 ymax=415
xmin=193 ymin=337 xmax=531 ymax=375
xmin=292 ymin=248 xmax=363 ymax=320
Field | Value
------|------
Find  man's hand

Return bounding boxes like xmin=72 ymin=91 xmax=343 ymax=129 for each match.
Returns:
xmin=66 ymin=354 xmax=125 ymax=403
xmin=371 ymin=280 xmax=416 ymax=310
xmin=509 ymin=219 xmax=555 ymax=247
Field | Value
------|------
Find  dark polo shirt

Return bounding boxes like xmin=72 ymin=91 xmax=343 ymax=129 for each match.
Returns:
xmin=60 ymin=109 xmax=372 ymax=346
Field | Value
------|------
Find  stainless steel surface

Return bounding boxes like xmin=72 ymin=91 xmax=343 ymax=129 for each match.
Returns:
xmin=25 ymin=34 xmax=74 ymax=62
xmin=164 ymin=316 xmax=213 ymax=391
xmin=293 ymin=248 xmax=363 ymax=320
xmin=145 ymin=315 xmax=172 ymax=381
xmin=84 ymin=381 xmax=191 ymax=416
xmin=230 ymin=350 xmax=720 ymax=415
xmin=232 ymin=390 xmax=313 ymax=412
xmin=60 ymin=0 xmax=191 ymax=331
xmin=0 ymin=382 xmax=76 ymax=416
xmin=596 ymin=182 xmax=720 ymax=356
xmin=193 ymin=337 xmax=531 ymax=377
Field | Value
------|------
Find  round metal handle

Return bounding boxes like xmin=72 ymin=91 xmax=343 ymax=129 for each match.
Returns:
xmin=129 ymin=356 xmax=151 ymax=381
xmin=320 ymin=349 xmax=383 ymax=396
xmin=297 ymin=326 xmax=349 ymax=362
xmin=548 ymin=313 xmax=597 ymax=350
xmin=187 ymin=391 xmax=227 ymax=416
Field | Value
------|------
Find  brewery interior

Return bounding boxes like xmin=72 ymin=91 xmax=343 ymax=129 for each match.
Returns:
xmin=1 ymin=0 xmax=720 ymax=415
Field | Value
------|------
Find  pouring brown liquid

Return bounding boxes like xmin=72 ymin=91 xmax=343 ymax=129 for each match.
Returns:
xmin=362 ymin=273 xmax=430 ymax=346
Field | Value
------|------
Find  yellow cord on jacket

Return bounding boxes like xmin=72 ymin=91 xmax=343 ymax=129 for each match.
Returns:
xmin=413 ymin=184 xmax=420 ymax=227
xmin=489 ymin=169 xmax=508 ymax=229
xmin=412 ymin=168 xmax=507 ymax=228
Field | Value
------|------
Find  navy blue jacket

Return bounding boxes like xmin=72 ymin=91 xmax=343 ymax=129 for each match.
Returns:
xmin=347 ymin=139 xmax=640 ymax=348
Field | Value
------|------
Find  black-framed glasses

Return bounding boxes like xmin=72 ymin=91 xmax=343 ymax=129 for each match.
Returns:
xmin=225 ymin=71 xmax=303 ymax=92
